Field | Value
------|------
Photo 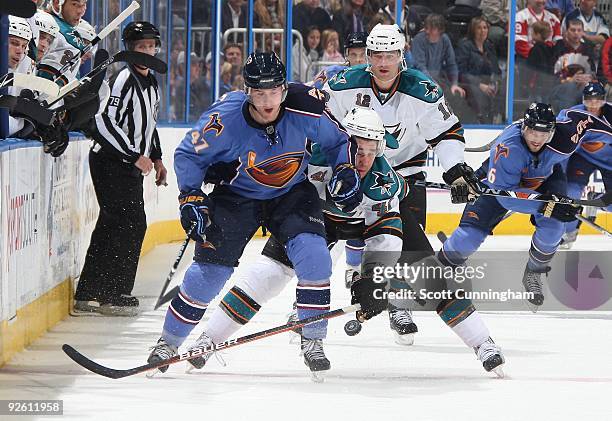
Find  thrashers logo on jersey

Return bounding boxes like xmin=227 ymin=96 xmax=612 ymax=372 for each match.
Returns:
xmin=245 ymin=151 xmax=305 ymax=188
xmin=203 ymin=113 xmax=224 ymax=137
xmin=494 ymin=143 xmax=510 ymax=163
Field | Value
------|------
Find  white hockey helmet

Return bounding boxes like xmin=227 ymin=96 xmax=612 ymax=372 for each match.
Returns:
xmin=367 ymin=24 xmax=405 ymax=53
xmin=34 ymin=12 xmax=60 ymax=39
xmin=342 ymin=107 xmax=386 ymax=157
xmin=77 ymin=19 xmax=96 ymax=42
xmin=9 ymin=16 xmax=33 ymax=41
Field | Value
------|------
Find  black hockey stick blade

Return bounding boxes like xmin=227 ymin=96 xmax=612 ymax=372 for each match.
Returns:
xmin=0 ymin=0 xmax=36 ymax=17
xmin=156 ymin=285 xmax=179 ymax=309
xmin=115 ymin=51 xmax=168 ymax=74
xmin=0 ymin=95 xmax=55 ymax=125
xmin=62 ymin=304 xmax=360 ymax=379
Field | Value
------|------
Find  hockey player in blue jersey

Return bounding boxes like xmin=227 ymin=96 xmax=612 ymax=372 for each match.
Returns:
xmin=311 ymin=31 xmax=367 ymax=90
xmin=439 ymin=103 xmax=589 ymax=311
xmin=147 ymin=52 xmax=361 ymax=377
xmin=561 ymin=82 xmax=612 ymax=248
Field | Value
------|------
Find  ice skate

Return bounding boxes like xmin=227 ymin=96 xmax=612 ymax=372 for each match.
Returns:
xmin=522 ymin=265 xmax=549 ymax=312
xmin=388 ymin=304 xmax=418 ymax=345
xmin=301 ymin=337 xmax=330 ymax=382
xmin=185 ymin=332 xmax=214 ymax=372
xmin=345 ymin=265 xmax=360 ymax=288
xmin=475 ymin=337 xmax=505 ymax=378
xmin=98 ymin=294 xmax=140 ymax=317
xmin=147 ymin=337 xmax=178 ymax=376
xmin=559 ymin=229 xmax=578 ymax=249
xmin=286 ymin=301 xmax=302 ymax=339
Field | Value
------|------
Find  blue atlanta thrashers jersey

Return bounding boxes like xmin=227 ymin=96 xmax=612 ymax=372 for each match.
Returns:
xmin=569 ymin=103 xmax=612 ymax=171
xmin=174 ymin=83 xmax=356 ymax=199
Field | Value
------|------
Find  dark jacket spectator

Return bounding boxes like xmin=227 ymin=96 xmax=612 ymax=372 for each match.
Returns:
xmin=293 ymin=0 xmax=333 ymax=40
xmin=552 ymin=18 xmax=596 ymax=77
xmin=332 ymin=0 xmax=376 ymax=51
xmin=222 ymin=0 xmax=248 ymax=36
xmin=456 ymin=17 xmax=503 ymax=123
xmin=525 ymin=20 xmax=557 ymax=102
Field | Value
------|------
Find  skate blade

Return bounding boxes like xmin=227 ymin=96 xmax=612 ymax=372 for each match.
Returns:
xmin=393 ymin=332 xmax=415 ymax=346
xmin=492 ymin=365 xmax=505 ymax=379
xmin=146 ymin=369 xmax=166 ymax=378
xmin=310 ymin=371 xmax=326 ymax=383
xmin=185 ymin=363 xmax=200 ymax=374
xmin=98 ymin=306 xmax=139 ymax=317
xmin=288 ymin=333 xmax=301 ymax=345
xmin=526 ymin=301 xmax=541 ymax=314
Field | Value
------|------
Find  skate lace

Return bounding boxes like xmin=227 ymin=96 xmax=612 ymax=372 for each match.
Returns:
xmin=303 ymin=339 xmax=326 ymax=360
xmin=390 ymin=309 xmax=413 ymax=325
xmin=524 ymin=272 xmax=543 ymax=295
xmin=476 ymin=338 xmax=501 ymax=362
xmin=150 ymin=341 xmax=177 ymax=360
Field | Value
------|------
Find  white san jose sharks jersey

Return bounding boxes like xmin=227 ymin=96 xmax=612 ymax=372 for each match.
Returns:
xmin=323 ymin=64 xmax=466 ymax=177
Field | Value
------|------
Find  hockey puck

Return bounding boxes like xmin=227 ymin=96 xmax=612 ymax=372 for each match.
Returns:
xmin=344 ymin=319 xmax=362 ymax=336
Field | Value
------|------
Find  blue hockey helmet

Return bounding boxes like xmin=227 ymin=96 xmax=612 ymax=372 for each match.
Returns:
xmin=583 ymin=82 xmax=606 ymax=100
xmin=522 ymin=102 xmax=556 ymax=143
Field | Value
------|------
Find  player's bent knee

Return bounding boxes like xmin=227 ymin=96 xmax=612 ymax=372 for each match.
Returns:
xmin=181 ymin=262 xmax=234 ymax=303
xmin=236 ymin=256 xmax=294 ymax=304
xmin=286 ymin=233 xmax=332 ymax=281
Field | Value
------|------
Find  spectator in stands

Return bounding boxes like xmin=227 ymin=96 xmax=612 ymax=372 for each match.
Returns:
xmin=254 ymin=0 xmax=285 ymax=28
xmin=222 ymin=0 xmax=247 ymax=43
xmin=456 ymin=16 xmax=503 ymax=123
xmin=411 ymin=14 xmax=466 ymax=98
xmin=223 ymin=42 xmax=243 ymax=83
xmin=549 ymin=64 xmax=592 ymax=110
xmin=332 ymin=0 xmax=376 ymax=51
xmin=443 ymin=0 xmax=483 ymax=47
xmin=220 ymin=61 xmax=233 ymax=95
xmin=553 ymin=18 xmax=596 ymax=77
xmin=480 ymin=0 xmax=508 ymax=56
xmin=525 ymin=20 xmax=556 ymax=102
xmin=546 ymin=0 xmax=575 ymax=20
xmin=515 ymin=0 xmax=562 ymax=59
xmin=175 ymin=53 xmax=211 ymax=122
xmin=321 ymin=28 xmax=344 ymax=62
xmin=562 ymin=0 xmax=609 ymax=48
xmin=293 ymin=0 xmax=332 ymax=40
xmin=600 ymin=35 xmax=612 ymax=85
xmin=292 ymin=25 xmax=321 ymax=81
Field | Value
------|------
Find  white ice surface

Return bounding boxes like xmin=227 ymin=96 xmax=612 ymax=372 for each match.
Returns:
xmin=1 ymin=235 xmax=611 ymax=421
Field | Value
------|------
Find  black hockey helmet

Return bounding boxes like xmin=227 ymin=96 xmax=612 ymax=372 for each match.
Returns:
xmin=122 ymin=21 xmax=161 ymax=52
xmin=583 ymin=81 xmax=606 ymax=100
xmin=243 ymin=51 xmax=287 ymax=90
xmin=522 ymin=102 xmax=556 ymax=143
xmin=345 ymin=32 xmax=367 ymax=52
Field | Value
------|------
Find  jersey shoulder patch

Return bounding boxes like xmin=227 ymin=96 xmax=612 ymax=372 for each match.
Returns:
xmin=362 ymin=157 xmax=401 ymax=201
xmin=397 ymin=68 xmax=443 ymax=103
xmin=326 ymin=65 xmax=370 ymax=91
xmin=284 ymin=83 xmax=326 ymax=115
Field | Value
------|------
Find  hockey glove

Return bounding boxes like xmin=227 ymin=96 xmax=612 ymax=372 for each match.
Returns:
xmin=39 ymin=123 xmax=69 ymax=157
xmin=179 ymin=189 xmax=212 ymax=242
xmin=442 ymin=163 xmax=482 ymax=204
xmin=350 ymin=275 xmax=388 ymax=321
xmin=538 ymin=195 xmax=583 ymax=222
xmin=328 ymin=163 xmax=362 ymax=213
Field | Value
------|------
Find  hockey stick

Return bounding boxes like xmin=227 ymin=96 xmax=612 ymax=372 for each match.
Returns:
xmin=0 ymin=73 xmax=62 ymax=98
xmin=413 ymin=180 xmax=612 ymax=208
xmin=576 ymin=214 xmax=612 ymax=238
xmin=62 ymin=304 xmax=360 ymax=379
xmin=53 ymin=1 xmax=140 ymax=82
xmin=48 ymin=51 xmax=167 ymax=108
xmin=153 ymin=225 xmax=194 ymax=310
xmin=465 ymin=138 xmax=497 ymax=153
xmin=436 ymin=210 xmax=516 ymax=244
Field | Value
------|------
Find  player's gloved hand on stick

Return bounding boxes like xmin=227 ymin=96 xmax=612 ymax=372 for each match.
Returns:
xmin=443 ymin=163 xmax=482 ymax=204
xmin=538 ymin=195 xmax=583 ymax=222
xmin=350 ymin=275 xmax=388 ymax=320
xmin=328 ymin=163 xmax=362 ymax=213
xmin=179 ymin=189 xmax=212 ymax=242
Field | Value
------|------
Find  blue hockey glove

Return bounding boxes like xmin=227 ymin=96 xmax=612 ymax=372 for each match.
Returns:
xmin=178 ymin=189 xmax=212 ymax=242
xmin=328 ymin=163 xmax=362 ymax=213
xmin=442 ymin=163 xmax=482 ymax=204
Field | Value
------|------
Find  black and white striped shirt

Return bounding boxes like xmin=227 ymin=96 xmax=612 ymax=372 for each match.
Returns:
xmin=93 ymin=66 xmax=161 ymax=163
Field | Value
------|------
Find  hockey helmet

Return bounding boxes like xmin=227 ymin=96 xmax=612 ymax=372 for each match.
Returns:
xmin=34 ymin=12 xmax=60 ymax=39
xmin=9 ymin=16 xmax=32 ymax=41
xmin=342 ymin=107 xmax=386 ymax=157
xmin=345 ymin=32 xmax=367 ymax=52
xmin=522 ymin=103 xmax=556 ymax=143
xmin=243 ymin=51 xmax=287 ymax=89
xmin=122 ymin=21 xmax=161 ymax=53
xmin=583 ymin=82 xmax=606 ymax=100
xmin=366 ymin=24 xmax=406 ymax=71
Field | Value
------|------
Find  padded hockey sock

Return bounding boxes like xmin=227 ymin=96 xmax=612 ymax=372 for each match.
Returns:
xmin=345 ymin=239 xmax=365 ymax=267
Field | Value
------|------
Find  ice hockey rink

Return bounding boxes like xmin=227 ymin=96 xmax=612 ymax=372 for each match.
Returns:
xmin=1 ymin=235 xmax=610 ymax=421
